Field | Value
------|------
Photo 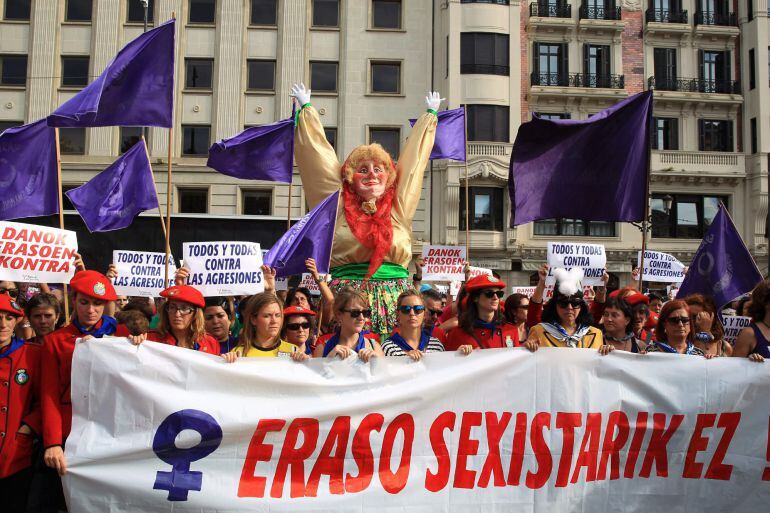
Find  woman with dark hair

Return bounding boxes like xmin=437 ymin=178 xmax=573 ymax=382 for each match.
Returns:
xmin=684 ymin=293 xmax=730 ymax=356
xmin=733 ymin=279 xmax=770 ymax=362
xmin=646 ymin=300 xmax=708 ymax=356
xmin=504 ymin=293 xmax=529 ymax=342
xmin=445 ymin=275 xmax=519 ymax=353
xmin=203 ymin=296 xmax=237 ymax=354
xmin=286 ymin=287 xmax=314 ymax=311
xmin=145 ymin=285 xmax=220 ymax=354
xmin=598 ymin=296 xmax=644 ymax=354
xmin=525 ymin=269 xmax=603 ymax=351
xmin=24 ymin=292 xmax=61 ymax=342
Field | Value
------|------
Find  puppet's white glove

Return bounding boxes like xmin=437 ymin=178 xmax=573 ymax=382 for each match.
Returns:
xmin=425 ymin=91 xmax=444 ymax=111
xmin=290 ymin=83 xmax=311 ymax=106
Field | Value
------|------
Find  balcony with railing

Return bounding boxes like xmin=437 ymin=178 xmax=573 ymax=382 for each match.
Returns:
xmin=527 ymin=1 xmax=576 ymax=33
xmin=645 ymin=7 xmax=688 ymax=23
xmin=692 ymin=10 xmax=739 ymax=42
xmin=648 ymin=76 xmax=740 ymax=94
xmin=694 ymin=10 xmax=737 ymax=25
xmin=579 ymin=2 xmax=622 ymax=20
xmin=532 ymin=72 xmax=625 ymax=88
xmin=529 ymin=2 xmax=572 ymax=17
xmin=651 ymin=150 xmax=744 ymax=183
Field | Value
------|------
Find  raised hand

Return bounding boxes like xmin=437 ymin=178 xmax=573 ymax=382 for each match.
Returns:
xmin=290 ymin=83 xmax=311 ymax=106
xmin=425 ymin=91 xmax=444 ymax=111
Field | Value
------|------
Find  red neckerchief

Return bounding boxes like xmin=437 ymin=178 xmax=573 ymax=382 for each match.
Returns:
xmin=342 ymin=181 xmax=395 ymax=278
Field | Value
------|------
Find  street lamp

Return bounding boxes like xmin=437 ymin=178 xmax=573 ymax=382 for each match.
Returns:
xmin=631 ymin=193 xmax=673 ymax=232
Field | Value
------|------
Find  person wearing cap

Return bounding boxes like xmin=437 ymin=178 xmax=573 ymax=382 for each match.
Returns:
xmin=526 ymin=264 xmax=609 ymax=328
xmin=382 ymin=290 xmax=444 ymax=359
xmin=203 ymin=297 xmax=237 ymax=354
xmin=525 ymin=268 xmax=603 ymax=351
xmin=145 ymin=285 xmax=220 ymax=355
xmin=445 ymin=274 xmax=519 ymax=353
xmin=312 ymin=288 xmax=382 ymax=361
xmin=281 ymin=305 xmax=316 ymax=354
xmin=0 ymin=294 xmax=42 ymax=512
xmin=40 ymin=271 xmax=131 ymax=485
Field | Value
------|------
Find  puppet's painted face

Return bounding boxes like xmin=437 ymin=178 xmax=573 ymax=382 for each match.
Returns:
xmin=352 ymin=161 xmax=388 ymax=201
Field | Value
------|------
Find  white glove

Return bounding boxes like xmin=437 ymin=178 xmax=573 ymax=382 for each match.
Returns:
xmin=290 ymin=83 xmax=311 ymax=106
xmin=425 ymin=91 xmax=444 ymax=111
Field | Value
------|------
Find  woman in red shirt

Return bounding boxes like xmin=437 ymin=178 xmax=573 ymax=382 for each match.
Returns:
xmin=145 ymin=285 xmax=220 ymax=355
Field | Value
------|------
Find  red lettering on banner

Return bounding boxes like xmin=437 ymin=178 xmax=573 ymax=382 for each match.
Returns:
xmin=478 ymin=412 xmax=512 ymax=488
xmin=555 ymin=412 xmax=581 ymax=487
xmin=425 ymin=411 xmax=456 ymax=492
xmin=525 ymin=412 xmax=552 ymax=489
xmin=683 ymin=413 xmax=716 ymax=479
xmin=704 ymin=412 xmax=740 ymax=480
xmin=763 ymin=417 xmax=770 ymax=481
xmin=271 ymin=418 xmax=319 ymax=498
xmin=640 ymin=413 xmax=684 ymax=478
xmin=506 ymin=412 xmax=528 ymax=486
xmin=379 ymin=413 xmax=414 ymax=494
xmin=238 ymin=419 xmax=286 ymax=498
xmin=597 ymin=411 xmax=629 ymax=481
xmin=571 ymin=413 xmax=602 ymax=483
xmin=305 ymin=416 xmax=351 ymax=496
xmin=346 ymin=413 xmax=384 ymax=493
xmin=624 ymin=412 xmax=648 ymax=478
xmin=454 ymin=412 xmax=482 ymax=489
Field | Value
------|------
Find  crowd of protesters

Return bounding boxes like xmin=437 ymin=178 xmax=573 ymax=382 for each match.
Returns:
xmin=0 ymin=252 xmax=768 ymax=512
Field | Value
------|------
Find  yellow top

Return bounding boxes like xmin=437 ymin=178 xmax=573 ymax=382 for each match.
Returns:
xmin=235 ymin=340 xmax=297 ymax=358
xmin=294 ymin=105 xmax=437 ymax=269
xmin=528 ymin=324 xmax=604 ymax=349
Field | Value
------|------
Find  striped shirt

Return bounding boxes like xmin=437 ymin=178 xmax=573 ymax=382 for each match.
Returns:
xmin=381 ymin=336 xmax=445 ymax=356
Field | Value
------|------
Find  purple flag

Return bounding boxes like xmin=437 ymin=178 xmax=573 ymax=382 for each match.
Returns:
xmin=264 ymin=190 xmax=339 ymax=277
xmin=676 ymin=204 xmax=763 ymax=308
xmin=510 ymin=90 xmax=652 ymax=226
xmin=47 ymin=19 xmax=174 ymax=128
xmin=206 ymin=118 xmax=294 ymax=183
xmin=0 ymin=120 xmax=59 ymax=221
xmin=66 ymin=140 xmax=158 ymax=232
xmin=409 ymin=107 xmax=466 ymax=161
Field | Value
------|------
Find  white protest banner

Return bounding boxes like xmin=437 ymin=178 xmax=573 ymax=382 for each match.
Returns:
xmin=434 ymin=284 xmax=448 ymax=294
xmin=449 ymin=280 xmax=461 ymax=298
xmin=468 ymin=266 xmax=492 ymax=280
xmin=300 ymin=273 xmax=321 ymax=295
xmin=111 ymin=251 xmax=177 ymax=297
xmin=421 ymin=245 xmax=466 ymax=282
xmin=183 ymin=241 xmax=264 ymax=297
xmin=66 ymin=339 xmax=770 ymax=513
xmin=547 ymin=242 xmax=606 ymax=287
xmin=637 ymin=250 xmax=686 ymax=283
xmin=0 ymin=221 xmax=78 ymax=283
xmin=722 ymin=315 xmax=752 ymax=345
xmin=275 ymin=277 xmax=289 ymax=291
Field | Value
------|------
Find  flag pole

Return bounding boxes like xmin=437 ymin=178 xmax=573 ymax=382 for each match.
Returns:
xmin=287 ymin=178 xmax=293 ymax=230
xmin=141 ymin=136 xmax=168 ymax=241
xmin=463 ymin=106 xmax=470 ymax=260
xmin=54 ymin=128 xmax=70 ymax=323
xmin=164 ymin=12 xmax=176 ymax=286
xmin=637 ymin=107 xmax=653 ymax=292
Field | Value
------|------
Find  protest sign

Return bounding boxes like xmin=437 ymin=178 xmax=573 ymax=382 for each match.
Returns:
xmin=511 ymin=286 xmax=536 ymax=297
xmin=275 ymin=277 xmax=288 ymax=291
xmin=637 ymin=250 xmax=685 ymax=283
xmin=299 ymin=273 xmax=321 ymax=295
xmin=547 ymin=242 xmax=606 ymax=287
xmin=0 ymin=221 xmax=78 ymax=283
xmin=67 ymin=339 xmax=770 ymax=513
xmin=449 ymin=280 xmax=461 ymax=298
xmin=468 ymin=266 xmax=492 ymax=280
xmin=111 ymin=251 xmax=177 ymax=297
xmin=421 ymin=245 xmax=466 ymax=282
xmin=183 ymin=242 xmax=264 ymax=297
xmin=722 ymin=315 xmax=752 ymax=345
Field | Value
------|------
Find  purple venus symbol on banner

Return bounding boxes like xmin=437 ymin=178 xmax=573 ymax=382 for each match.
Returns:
xmin=152 ymin=409 xmax=223 ymax=501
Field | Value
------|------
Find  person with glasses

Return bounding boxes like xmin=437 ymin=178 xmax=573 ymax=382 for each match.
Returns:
xmin=646 ymin=300 xmax=708 ymax=357
xmin=504 ymin=293 xmax=530 ymax=343
xmin=445 ymin=275 xmax=519 ymax=353
xmin=683 ymin=293 xmax=730 ymax=357
xmin=419 ymin=287 xmax=448 ymax=344
xmin=281 ymin=305 xmax=316 ymax=354
xmin=145 ymin=285 xmax=220 ymax=354
xmin=525 ymin=269 xmax=603 ymax=351
xmin=203 ymin=297 xmax=237 ymax=354
xmin=313 ymin=288 xmax=382 ymax=362
xmin=382 ymin=290 xmax=444 ymax=359
xmin=598 ymin=296 xmax=644 ymax=354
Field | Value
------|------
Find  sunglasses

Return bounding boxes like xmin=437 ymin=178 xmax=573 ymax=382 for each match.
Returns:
xmin=168 ymin=304 xmax=195 ymax=315
xmin=342 ymin=308 xmax=372 ymax=318
xmin=666 ymin=316 xmax=690 ymax=325
xmin=428 ymin=309 xmax=443 ymax=317
xmin=398 ymin=305 xmax=426 ymax=315
xmin=557 ymin=298 xmax=583 ymax=308
xmin=481 ymin=290 xmax=505 ymax=299
xmin=286 ymin=322 xmax=310 ymax=331
xmin=0 ymin=288 xmax=19 ymax=299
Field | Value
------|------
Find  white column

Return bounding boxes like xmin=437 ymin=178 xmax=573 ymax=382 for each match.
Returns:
xmin=88 ymin=0 xmax=122 ymax=156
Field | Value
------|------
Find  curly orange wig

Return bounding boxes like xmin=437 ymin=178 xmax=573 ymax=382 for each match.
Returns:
xmin=341 ymin=143 xmax=397 ymax=186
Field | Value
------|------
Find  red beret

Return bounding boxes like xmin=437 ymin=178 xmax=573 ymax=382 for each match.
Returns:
xmin=645 ymin=311 xmax=659 ymax=330
xmin=69 ymin=270 xmax=117 ymax=301
xmin=624 ymin=292 xmax=650 ymax=306
xmin=160 ymin=285 xmax=205 ymax=308
xmin=465 ymin=274 xmax=506 ymax=294
xmin=0 ymin=293 xmax=23 ymax=317
xmin=283 ymin=306 xmax=316 ymax=317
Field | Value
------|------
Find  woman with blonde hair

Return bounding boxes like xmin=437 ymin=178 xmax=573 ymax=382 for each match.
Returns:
xmin=382 ymin=290 xmax=444 ymax=360
xmin=146 ymin=285 xmax=220 ymax=354
xmin=313 ymin=287 xmax=382 ymax=362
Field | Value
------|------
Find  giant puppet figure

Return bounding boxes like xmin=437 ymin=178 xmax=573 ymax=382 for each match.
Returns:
xmin=291 ymin=83 xmax=441 ymax=335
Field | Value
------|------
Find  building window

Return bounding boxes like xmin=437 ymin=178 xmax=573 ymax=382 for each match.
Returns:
xmin=189 ymin=0 xmax=216 ymax=24
xmin=247 ymin=60 xmax=275 ymax=91
xmin=66 ymin=0 xmax=92 ymax=22
xmin=652 ymin=117 xmax=678 ymax=150
xmin=251 ymin=0 xmax=277 ymax=25
xmin=747 ymin=0 xmax=753 ymax=21
xmin=242 ymin=190 xmax=272 ymax=215
xmin=583 ymin=44 xmax=611 ymax=87
xmin=182 ymin=125 xmax=211 ymax=156
xmin=533 ymin=219 xmax=616 ymax=237
xmin=534 ymin=112 xmax=571 ymax=120
xmin=370 ymin=61 xmax=401 ymax=94
xmin=698 ymin=119 xmax=733 ymax=151
xmin=653 ymin=47 xmax=677 ymax=90
xmin=372 ymin=0 xmax=401 ymax=29
xmin=4 ymin=0 xmax=31 ymax=20
xmin=185 ymin=59 xmax=213 ymax=89
xmin=178 ymin=188 xmax=208 ymax=214
xmin=61 ymin=56 xmax=90 ymax=87
xmin=532 ymin=42 xmax=568 ymax=85
xmin=461 ymin=33 xmax=509 ymax=76
xmin=324 ymin=127 xmax=337 ymax=151
xmin=313 ymin=0 xmax=339 ymax=27
xmin=368 ymin=127 xmax=400 ymax=158
xmin=749 ymin=48 xmax=756 ymax=89
xmin=651 ymin=194 xmax=726 ymax=239
xmin=751 ymin=117 xmax=758 ymax=154
xmin=699 ymin=49 xmax=732 ymax=93
xmin=0 ymin=121 xmax=21 ymax=133
xmin=459 ymin=187 xmax=504 ymax=231
xmin=59 ymin=128 xmax=86 ymax=155
xmin=120 ymin=127 xmax=143 ymax=154
xmin=466 ymin=105 xmax=509 ymax=142
xmin=62 ymin=185 xmax=81 ymax=211
xmin=0 ymin=55 xmax=27 ymax=86
xmin=127 ymin=0 xmax=154 ymax=22
xmin=310 ymin=61 xmax=338 ymax=93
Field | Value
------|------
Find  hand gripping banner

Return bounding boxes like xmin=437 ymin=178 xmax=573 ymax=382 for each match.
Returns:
xmin=64 ymin=339 xmax=770 ymax=512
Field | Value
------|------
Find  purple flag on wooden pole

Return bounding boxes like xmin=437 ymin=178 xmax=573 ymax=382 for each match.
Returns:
xmin=409 ymin=107 xmax=466 ymax=161
xmin=0 ymin=120 xmax=59 ymax=221
xmin=510 ymin=90 xmax=653 ymax=226
xmin=264 ymin=190 xmax=339 ymax=277
xmin=206 ymin=118 xmax=294 ymax=183
xmin=66 ymin=140 xmax=158 ymax=232
xmin=47 ymin=19 xmax=174 ymax=128
xmin=676 ymin=204 xmax=763 ymax=308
